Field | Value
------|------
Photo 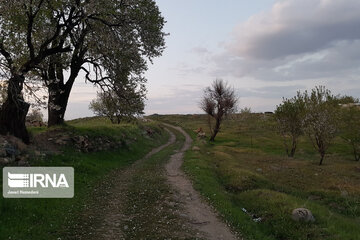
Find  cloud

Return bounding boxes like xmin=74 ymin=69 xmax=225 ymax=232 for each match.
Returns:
xmin=229 ymin=0 xmax=360 ymax=60
xmin=146 ymin=85 xmax=204 ymax=114
xmin=237 ymin=85 xmax=306 ymax=99
xmin=191 ymin=47 xmax=211 ymax=56
xmin=208 ymin=0 xmax=360 ymax=96
xmin=200 ymin=0 xmax=360 ymax=111
xmin=174 ymin=62 xmax=207 ymax=76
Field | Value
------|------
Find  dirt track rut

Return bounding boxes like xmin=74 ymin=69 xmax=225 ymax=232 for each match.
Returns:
xmin=69 ymin=124 xmax=238 ymax=240
xmin=164 ymin=123 xmax=238 ymax=240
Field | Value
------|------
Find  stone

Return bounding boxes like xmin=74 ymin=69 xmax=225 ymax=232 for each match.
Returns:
xmin=9 ymin=136 xmax=27 ymax=152
xmin=5 ymin=144 xmax=19 ymax=157
xmin=291 ymin=208 xmax=315 ymax=222
xmin=197 ymin=132 xmax=206 ymax=138
xmin=55 ymin=139 xmax=67 ymax=145
xmin=341 ymin=190 xmax=348 ymax=197
xmin=0 ymin=157 xmax=10 ymax=164
xmin=0 ymin=147 xmax=6 ymax=157
xmin=192 ymin=146 xmax=200 ymax=151
xmin=17 ymin=159 xmax=28 ymax=166
xmin=78 ymin=136 xmax=85 ymax=142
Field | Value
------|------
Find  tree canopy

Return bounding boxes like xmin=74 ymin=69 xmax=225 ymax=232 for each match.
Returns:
xmin=0 ymin=0 xmax=166 ymax=142
xmin=275 ymin=92 xmax=306 ymax=157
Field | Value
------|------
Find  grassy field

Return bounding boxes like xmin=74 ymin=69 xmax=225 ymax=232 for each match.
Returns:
xmin=0 ymin=117 xmax=169 ymax=240
xmin=151 ymin=114 xmax=360 ymax=240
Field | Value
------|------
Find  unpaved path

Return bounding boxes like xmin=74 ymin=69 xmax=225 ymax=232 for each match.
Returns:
xmin=68 ymin=130 xmax=178 ymax=239
xmin=164 ymin=123 xmax=238 ymax=240
xmin=68 ymin=125 xmax=238 ymax=240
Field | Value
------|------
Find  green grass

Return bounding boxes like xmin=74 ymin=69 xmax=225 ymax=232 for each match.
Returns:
xmin=151 ymin=114 xmax=360 ymax=240
xmin=0 ymin=117 xmax=169 ymax=240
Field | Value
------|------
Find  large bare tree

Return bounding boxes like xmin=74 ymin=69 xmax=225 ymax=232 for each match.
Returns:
xmin=200 ymin=79 xmax=237 ymax=141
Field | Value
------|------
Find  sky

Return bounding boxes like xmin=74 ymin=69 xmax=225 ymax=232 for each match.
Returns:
xmin=65 ymin=0 xmax=360 ymax=119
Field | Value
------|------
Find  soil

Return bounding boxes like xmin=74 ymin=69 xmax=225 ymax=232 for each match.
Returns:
xmin=68 ymin=124 xmax=239 ymax=240
xmin=163 ymin=123 xmax=238 ymax=240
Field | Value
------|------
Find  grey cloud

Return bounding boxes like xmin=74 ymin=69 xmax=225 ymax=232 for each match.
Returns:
xmin=213 ymin=40 xmax=360 ymax=84
xmin=237 ymin=85 xmax=306 ymax=100
xmin=230 ymin=0 xmax=360 ymax=60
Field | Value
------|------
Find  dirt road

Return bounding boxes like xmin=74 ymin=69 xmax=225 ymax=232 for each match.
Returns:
xmin=69 ymin=124 xmax=238 ymax=240
xmin=163 ymin=123 xmax=238 ymax=240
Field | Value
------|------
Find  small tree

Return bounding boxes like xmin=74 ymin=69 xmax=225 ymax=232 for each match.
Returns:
xmin=238 ymin=107 xmax=253 ymax=127
xmin=26 ymin=109 xmax=44 ymax=124
xmin=340 ymin=104 xmax=360 ymax=161
xmin=200 ymin=79 xmax=237 ymax=141
xmin=304 ymin=86 xmax=339 ymax=165
xmin=89 ymin=86 xmax=145 ymax=124
xmin=275 ymin=92 xmax=306 ymax=157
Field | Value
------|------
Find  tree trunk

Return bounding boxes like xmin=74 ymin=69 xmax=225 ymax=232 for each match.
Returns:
xmin=0 ymin=75 xmax=30 ymax=143
xmin=210 ymin=117 xmax=221 ymax=141
xmin=46 ymin=53 xmax=79 ymax=127
xmin=319 ymin=152 xmax=325 ymax=165
xmin=289 ymin=137 xmax=297 ymax=157
xmin=352 ymin=143 xmax=360 ymax=161
xmin=47 ymin=83 xmax=72 ymax=126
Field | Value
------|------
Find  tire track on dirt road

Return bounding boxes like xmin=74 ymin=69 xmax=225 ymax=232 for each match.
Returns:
xmin=163 ymin=123 xmax=239 ymax=240
xmin=69 ymin=129 xmax=177 ymax=240
xmin=69 ymin=125 xmax=238 ymax=239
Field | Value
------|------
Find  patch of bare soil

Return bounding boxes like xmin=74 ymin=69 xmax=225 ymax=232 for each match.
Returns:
xmin=163 ymin=123 xmax=239 ymax=240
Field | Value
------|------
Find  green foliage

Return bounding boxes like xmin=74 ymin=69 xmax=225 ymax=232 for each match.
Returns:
xmin=337 ymin=95 xmax=359 ymax=104
xmin=0 ymin=118 xmax=168 ymax=240
xmin=304 ymin=86 xmax=340 ymax=165
xmin=0 ymin=0 xmax=166 ymax=132
xmin=275 ymin=92 xmax=306 ymax=157
xmin=339 ymin=106 xmax=360 ymax=161
xmin=154 ymin=114 xmax=360 ymax=240
xmin=89 ymin=89 xmax=145 ymax=124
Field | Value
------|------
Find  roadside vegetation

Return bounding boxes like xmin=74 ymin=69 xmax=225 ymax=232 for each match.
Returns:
xmin=0 ymin=117 xmax=169 ymax=240
xmin=151 ymin=112 xmax=360 ymax=240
